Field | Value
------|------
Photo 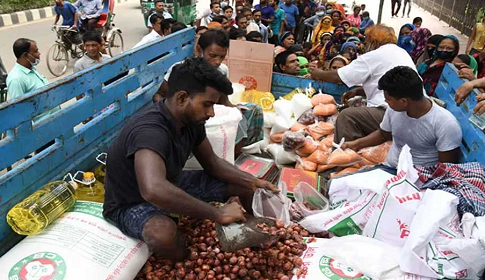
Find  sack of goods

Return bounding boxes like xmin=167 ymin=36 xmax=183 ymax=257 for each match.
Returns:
xmin=0 ymin=201 xmax=150 ymax=280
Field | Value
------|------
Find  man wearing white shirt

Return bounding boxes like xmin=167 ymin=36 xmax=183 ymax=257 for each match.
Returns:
xmin=242 ymin=7 xmax=260 ymax=33
xmin=133 ymin=15 xmax=164 ymax=49
xmin=309 ymin=25 xmax=422 ymax=142
xmin=147 ymin=0 xmax=172 ymax=31
xmin=196 ymin=0 xmax=222 ymax=27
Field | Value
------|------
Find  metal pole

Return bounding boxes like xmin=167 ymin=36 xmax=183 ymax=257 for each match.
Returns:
xmin=449 ymin=0 xmax=456 ymax=27
xmin=377 ymin=0 xmax=385 ymax=24
xmin=438 ymin=0 xmax=445 ymax=21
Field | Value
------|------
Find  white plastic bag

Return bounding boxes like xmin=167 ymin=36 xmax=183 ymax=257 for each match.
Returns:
xmin=363 ymin=145 xmax=422 ymax=247
xmin=184 ymin=105 xmax=242 ymax=170
xmin=291 ymin=93 xmax=312 ymax=120
xmin=274 ymin=99 xmax=293 ymax=122
xmin=0 ymin=201 xmax=150 ymax=280
xmin=252 ymin=182 xmax=292 ymax=226
xmin=269 ymin=115 xmax=291 ymax=135
xmin=299 ymin=190 xmax=379 ymax=236
xmin=240 ymin=138 xmax=270 ymax=154
xmin=292 ymin=182 xmax=329 ymax=219
xmin=266 ymin=143 xmax=298 ymax=165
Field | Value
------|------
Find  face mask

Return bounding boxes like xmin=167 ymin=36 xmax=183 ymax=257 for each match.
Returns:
xmin=27 ymin=53 xmax=40 ymax=67
xmin=401 ymin=35 xmax=412 ymax=44
xmin=299 ymin=67 xmax=309 ymax=76
xmin=436 ymin=50 xmax=454 ymax=60
xmin=316 ymin=11 xmax=324 ymax=16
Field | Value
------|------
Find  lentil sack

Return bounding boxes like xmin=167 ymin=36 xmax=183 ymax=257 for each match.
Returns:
xmin=313 ymin=103 xmax=338 ymax=116
xmin=297 ymin=137 xmax=318 ymax=155
xmin=310 ymin=93 xmax=335 ymax=107
xmin=327 ymin=148 xmax=361 ymax=167
xmin=307 ymin=122 xmax=334 ymax=141
xmin=363 ymin=145 xmax=422 ymax=247
xmin=0 ymin=201 xmax=150 ymax=280
xmin=185 ymin=105 xmax=242 ymax=170
xmin=358 ymin=141 xmax=393 ymax=164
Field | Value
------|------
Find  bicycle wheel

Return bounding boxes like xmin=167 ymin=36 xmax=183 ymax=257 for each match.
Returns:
xmin=47 ymin=43 xmax=69 ymax=77
xmin=108 ymin=31 xmax=124 ymax=57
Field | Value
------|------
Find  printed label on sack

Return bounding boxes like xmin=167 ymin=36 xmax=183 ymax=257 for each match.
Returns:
xmin=318 ymin=255 xmax=371 ymax=280
xmin=8 ymin=252 xmax=66 ymax=280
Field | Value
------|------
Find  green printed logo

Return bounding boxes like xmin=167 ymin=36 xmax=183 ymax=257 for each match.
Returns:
xmin=9 ymin=252 xmax=66 ymax=280
xmin=319 ymin=255 xmax=371 ymax=280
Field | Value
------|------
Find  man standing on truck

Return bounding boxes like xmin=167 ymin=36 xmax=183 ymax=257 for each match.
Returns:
xmin=342 ymin=66 xmax=462 ymax=167
xmin=103 ymin=57 xmax=278 ymax=261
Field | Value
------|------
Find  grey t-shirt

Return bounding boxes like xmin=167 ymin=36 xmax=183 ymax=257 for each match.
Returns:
xmin=74 ymin=53 xmax=111 ymax=73
xmin=381 ymin=102 xmax=462 ymax=167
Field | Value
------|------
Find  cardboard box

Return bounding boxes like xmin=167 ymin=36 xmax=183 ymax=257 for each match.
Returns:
xmin=226 ymin=40 xmax=274 ymax=92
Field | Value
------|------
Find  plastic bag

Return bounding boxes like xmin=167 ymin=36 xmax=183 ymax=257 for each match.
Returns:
xmin=252 ymin=182 xmax=292 ymax=227
xmin=240 ymin=90 xmax=275 ymax=112
xmin=313 ymin=103 xmax=338 ymax=116
xmin=297 ymin=109 xmax=326 ymax=125
xmin=290 ymin=122 xmax=307 ymax=132
xmin=311 ymin=93 xmax=335 ymax=107
xmin=307 ymin=121 xmax=334 ymax=141
xmin=266 ymin=144 xmax=298 ymax=165
xmin=240 ymin=139 xmax=270 ymax=154
xmin=317 ymin=164 xmax=335 ymax=172
xmin=269 ymin=132 xmax=284 ymax=143
xmin=306 ymin=149 xmax=329 ymax=164
xmin=293 ymin=182 xmax=330 ymax=219
xmin=291 ymin=93 xmax=313 ymax=120
xmin=319 ymin=134 xmax=334 ymax=150
xmin=297 ymin=136 xmax=318 ymax=155
xmin=282 ymin=131 xmax=306 ymax=151
xmin=327 ymin=139 xmax=362 ymax=167
xmin=348 ymin=96 xmax=367 ymax=108
xmin=326 ymin=114 xmax=338 ymax=126
xmin=274 ymin=99 xmax=293 ymax=122
xmin=295 ymin=156 xmax=318 ymax=172
xmin=269 ymin=115 xmax=292 ymax=135
xmin=358 ymin=141 xmax=392 ymax=164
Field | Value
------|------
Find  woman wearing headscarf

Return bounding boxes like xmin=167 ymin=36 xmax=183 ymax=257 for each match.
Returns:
xmin=453 ymin=54 xmax=478 ymax=76
xmin=415 ymin=34 xmax=444 ymax=66
xmin=397 ymin=23 xmax=415 ymax=54
xmin=319 ymin=27 xmax=347 ymax=67
xmin=311 ymin=16 xmax=335 ymax=47
xmin=330 ymin=10 xmax=344 ymax=27
xmin=417 ymin=35 xmax=460 ymax=96
xmin=340 ymin=41 xmax=358 ymax=61
xmin=409 ymin=27 xmax=432 ymax=63
xmin=347 ymin=5 xmax=362 ymax=28
xmin=308 ymin=32 xmax=332 ymax=60
xmin=274 ymin=31 xmax=296 ymax=57
xmin=327 ymin=55 xmax=349 ymax=71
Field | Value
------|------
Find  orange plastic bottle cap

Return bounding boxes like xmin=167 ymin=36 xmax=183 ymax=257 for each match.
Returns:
xmin=83 ymin=172 xmax=95 ymax=180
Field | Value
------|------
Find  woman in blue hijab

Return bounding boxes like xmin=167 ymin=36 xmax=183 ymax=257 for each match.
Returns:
xmin=397 ymin=23 xmax=416 ymax=54
xmin=340 ymin=41 xmax=358 ymax=61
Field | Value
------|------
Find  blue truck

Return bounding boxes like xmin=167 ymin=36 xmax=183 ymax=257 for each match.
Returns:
xmin=0 ymin=27 xmax=483 ymax=261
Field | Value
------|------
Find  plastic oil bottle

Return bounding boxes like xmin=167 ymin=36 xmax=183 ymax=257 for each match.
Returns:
xmin=6 ymin=174 xmax=78 ymax=235
xmin=94 ymin=153 xmax=107 ymax=184
xmin=74 ymin=171 xmax=105 ymax=203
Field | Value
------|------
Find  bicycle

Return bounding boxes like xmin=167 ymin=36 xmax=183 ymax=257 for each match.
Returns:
xmin=47 ymin=25 xmax=84 ymax=77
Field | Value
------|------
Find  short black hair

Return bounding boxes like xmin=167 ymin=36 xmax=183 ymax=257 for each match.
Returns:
xmin=275 ymin=50 xmax=295 ymax=70
xmin=456 ymin=54 xmax=471 ymax=65
xmin=302 ymin=42 xmax=312 ymax=49
xmin=241 ymin=7 xmax=252 ymax=14
xmin=236 ymin=13 xmax=247 ymax=24
xmin=83 ymin=31 xmax=103 ymax=44
xmin=246 ymin=31 xmax=262 ymax=41
xmin=362 ymin=11 xmax=369 ymax=17
xmin=210 ymin=2 xmax=220 ymax=9
xmin=171 ymin=22 xmax=187 ymax=33
xmin=196 ymin=26 xmax=209 ymax=34
xmin=165 ymin=18 xmax=177 ymax=24
xmin=154 ymin=0 xmax=164 ymax=3
xmin=287 ymin=44 xmax=304 ymax=54
xmin=161 ymin=20 xmax=171 ymax=32
xmin=229 ymin=26 xmax=246 ymax=39
xmin=149 ymin=14 xmax=162 ymax=25
xmin=413 ymin=17 xmax=422 ymax=24
xmin=378 ymin=66 xmax=424 ymax=101
xmin=223 ymin=5 xmax=233 ymax=12
xmin=199 ymin=29 xmax=230 ymax=49
xmin=167 ymin=57 xmax=233 ymax=97
xmin=212 ymin=15 xmax=228 ymax=23
xmin=13 ymin=38 xmax=33 ymax=59
xmin=252 ymin=9 xmax=262 ymax=15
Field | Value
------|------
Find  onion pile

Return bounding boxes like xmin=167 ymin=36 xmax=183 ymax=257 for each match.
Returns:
xmin=136 ymin=216 xmax=310 ymax=280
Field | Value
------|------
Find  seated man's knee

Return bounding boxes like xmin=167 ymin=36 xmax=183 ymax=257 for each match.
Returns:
xmin=142 ymin=215 xmax=178 ymax=250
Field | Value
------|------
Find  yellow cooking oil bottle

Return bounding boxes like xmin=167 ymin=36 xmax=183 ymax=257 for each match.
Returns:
xmin=6 ymin=174 xmax=78 ymax=235
xmin=94 ymin=153 xmax=107 ymax=184
xmin=74 ymin=171 xmax=105 ymax=203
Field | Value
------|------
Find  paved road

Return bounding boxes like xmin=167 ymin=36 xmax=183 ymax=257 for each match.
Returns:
xmin=0 ymin=0 xmax=147 ymax=81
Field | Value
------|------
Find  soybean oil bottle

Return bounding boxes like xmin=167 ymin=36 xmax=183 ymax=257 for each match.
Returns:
xmin=94 ymin=153 xmax=107 ymax=184
xmin=74 ymin=171 xmax=105 ymax=203
xmin=6 ymin=174 xmax=78 ymax=235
